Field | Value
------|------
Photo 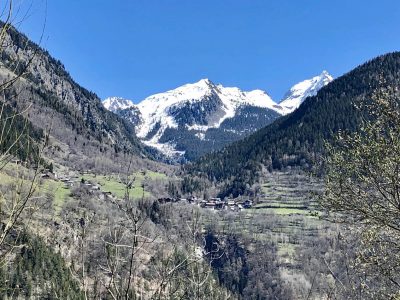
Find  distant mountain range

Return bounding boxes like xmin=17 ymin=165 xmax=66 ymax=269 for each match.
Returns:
xmin=103 ymin=71 xmax=333 ymax=160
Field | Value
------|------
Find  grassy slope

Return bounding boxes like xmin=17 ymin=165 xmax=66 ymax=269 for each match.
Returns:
xmin=1 ymin=163 xmax=170 ymax=218
xmin=0 ymin=165 xmax=72 ymax=214
xmin=81 ymin=171 xmax=168 ymax=200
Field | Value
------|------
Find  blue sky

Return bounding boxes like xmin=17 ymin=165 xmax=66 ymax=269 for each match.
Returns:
xmin=15 ymin=0 xmax=400 ymax=102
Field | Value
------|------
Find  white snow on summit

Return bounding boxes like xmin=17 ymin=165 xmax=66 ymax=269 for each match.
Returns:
xmin=279 ymin=71 xmax=333 ymax=114
xmin=134 ymin=78 xmax=283 ymax=140
xmin=103 ymin=72 xmax=333 ymax=158
xmin=103 ymin=97 xmax=135 ymax=112
xmin=135 ymin=79 xmax=214 ymax=140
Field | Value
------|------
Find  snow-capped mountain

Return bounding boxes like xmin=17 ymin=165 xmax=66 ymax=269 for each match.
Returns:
xmin=279 ymin=71 xmax=333 ymax=114
xmin=136 ymin=79 xmax=281 ymax=136
xmin=103 ymin=96 xmax=135 ymax=112
xmin=103 ymin=72 xmax=333 ymax=160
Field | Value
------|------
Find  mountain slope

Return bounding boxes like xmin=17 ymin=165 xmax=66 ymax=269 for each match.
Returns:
xmin=0 ymin=23 xmax=151 ymax=168
xmin=104 ymin=73 xmax=332 ymax=161
xmin=188 ymin=52 xmax=400 ymax=196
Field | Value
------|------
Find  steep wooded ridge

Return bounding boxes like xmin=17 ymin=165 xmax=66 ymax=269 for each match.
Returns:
xmin=0 ymin=23 xmax=150 ymax=164
xmin=187 ymin=52 xmax=400 ymax=196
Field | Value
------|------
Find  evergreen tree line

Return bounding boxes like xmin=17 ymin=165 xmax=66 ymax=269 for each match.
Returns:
xmin=0 ymin=99 xmax=43 ymax=162
xmin=0 ymin=231 xmax=84 ymax=299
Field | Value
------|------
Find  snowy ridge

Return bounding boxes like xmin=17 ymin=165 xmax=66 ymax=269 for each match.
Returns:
xmin=103 ymin=72 xmax=333 ymax=159
xmin=136 ymin=79 xmax=214 ymax=139
xmin=279 ymin=71 xmax=333 ymax=114
xmin=103 ymin=96 xmax=135 ymax=112
xmin=134 ymin=78 xmax=282 ymax=140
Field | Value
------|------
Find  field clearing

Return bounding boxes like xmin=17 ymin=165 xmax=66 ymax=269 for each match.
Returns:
xmin=0 ymin=166 xmax=72 ymax=214
xmin=81 ymin=170 xmax=168 ymax=200
xmin=1 ymin=164 xmax=170 ymax=217
xmin=251 ymin=207 xmax=312 ymax=215
xmin=41 ymin=180 xmax=71 ymax=213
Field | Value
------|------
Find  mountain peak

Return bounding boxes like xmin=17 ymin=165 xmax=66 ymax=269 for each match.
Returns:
xmin=320 ymin=70 xmax=334 ymax=81
xmin=103 ymin=73 xmax=331 ymax=159
xmin=197 ymin=78 xmax=213 ymax=85
xmin=103 ymin=96 xmax=135 ymax=113
xmin=279 ymin=71 xmax=334 ymax=114
xmin=320 ymin=70 xmax=330 ymax=76
xmin=178 ymin=78 xmax=216 ymax=94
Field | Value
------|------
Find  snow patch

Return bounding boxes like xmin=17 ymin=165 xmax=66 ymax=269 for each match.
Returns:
xmin=103 ymin=97 xmax=135 ymax=112
xmin=142 ymin=139 xmax=185 ymax=158
xmin=195 ymin=132 xmax=206 ymax=140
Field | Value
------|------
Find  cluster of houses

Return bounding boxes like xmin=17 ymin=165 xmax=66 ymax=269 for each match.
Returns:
xmin=40 ymin=169 xmax=106 ymax=193
xmin=158 ymin=196 xmax=253 ymax=212
xmin=40 ymin=169 xmax=78 ymax=188
xmin=38 ymin=166 xmax=254 ymax=213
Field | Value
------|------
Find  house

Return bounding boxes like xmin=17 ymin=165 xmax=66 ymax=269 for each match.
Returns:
xmin=41 ymin=173 xmax=51 ymax=179
xmin=226 ymin=200 xmax=236 ymax=207
xmin=103 ymin=191 xmax=113 ymax=198
xmin=187 ymin=196 xmax=198 ymax=204
xmin=63 ymin=180 xmax=75 ymax=188
xmin=59 ymin=177 xmax=71 ymax=182
xmin=204 ymin=201 xmax=216 ymax=209
xmin=210 ymin=197 xmax=221 ymax=202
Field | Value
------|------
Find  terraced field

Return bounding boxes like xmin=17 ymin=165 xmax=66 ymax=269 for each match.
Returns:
xmin=257 ymin=171 xmax=322 ymax=211
xmin=211 ymin=170 xmax=329 ymax=266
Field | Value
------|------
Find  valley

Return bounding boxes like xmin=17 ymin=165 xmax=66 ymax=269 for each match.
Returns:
xmin=0 ymin=5 xmax=399 ymax=299
xmin=1 ymin=163 xmax=333 ymax=299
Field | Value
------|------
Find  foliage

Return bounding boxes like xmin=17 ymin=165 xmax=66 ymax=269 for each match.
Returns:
xmin=320 ymin=85 xmax=400 ymax=298
xmin=0 ymin=231 xmax=83 ymax=299
xmin=0 ymin=97 xmax=44 ymax=162
xmin=204 ymin=227 xmax=292 ymax=299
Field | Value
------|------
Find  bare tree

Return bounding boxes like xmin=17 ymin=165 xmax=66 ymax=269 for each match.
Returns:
xmin=0 ymin=0 xmax=47 ymax=268
xmin=99 ymin=159 xmax=158 ymax=299
xmin=320 ymin=85 xmax=400 ymax=298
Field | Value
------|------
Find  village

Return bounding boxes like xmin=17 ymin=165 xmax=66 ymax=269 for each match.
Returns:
xmin=157 ymin=196 xmax=253 ymax=211
xmin=37 ymin=166 xmax=253 ymax=213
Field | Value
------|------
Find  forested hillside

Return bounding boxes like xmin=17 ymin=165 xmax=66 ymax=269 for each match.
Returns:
xmin=0 ymin=22 xmax=152 ymax=168
xmin=188 ymin=52 xmax=400 ymax=196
